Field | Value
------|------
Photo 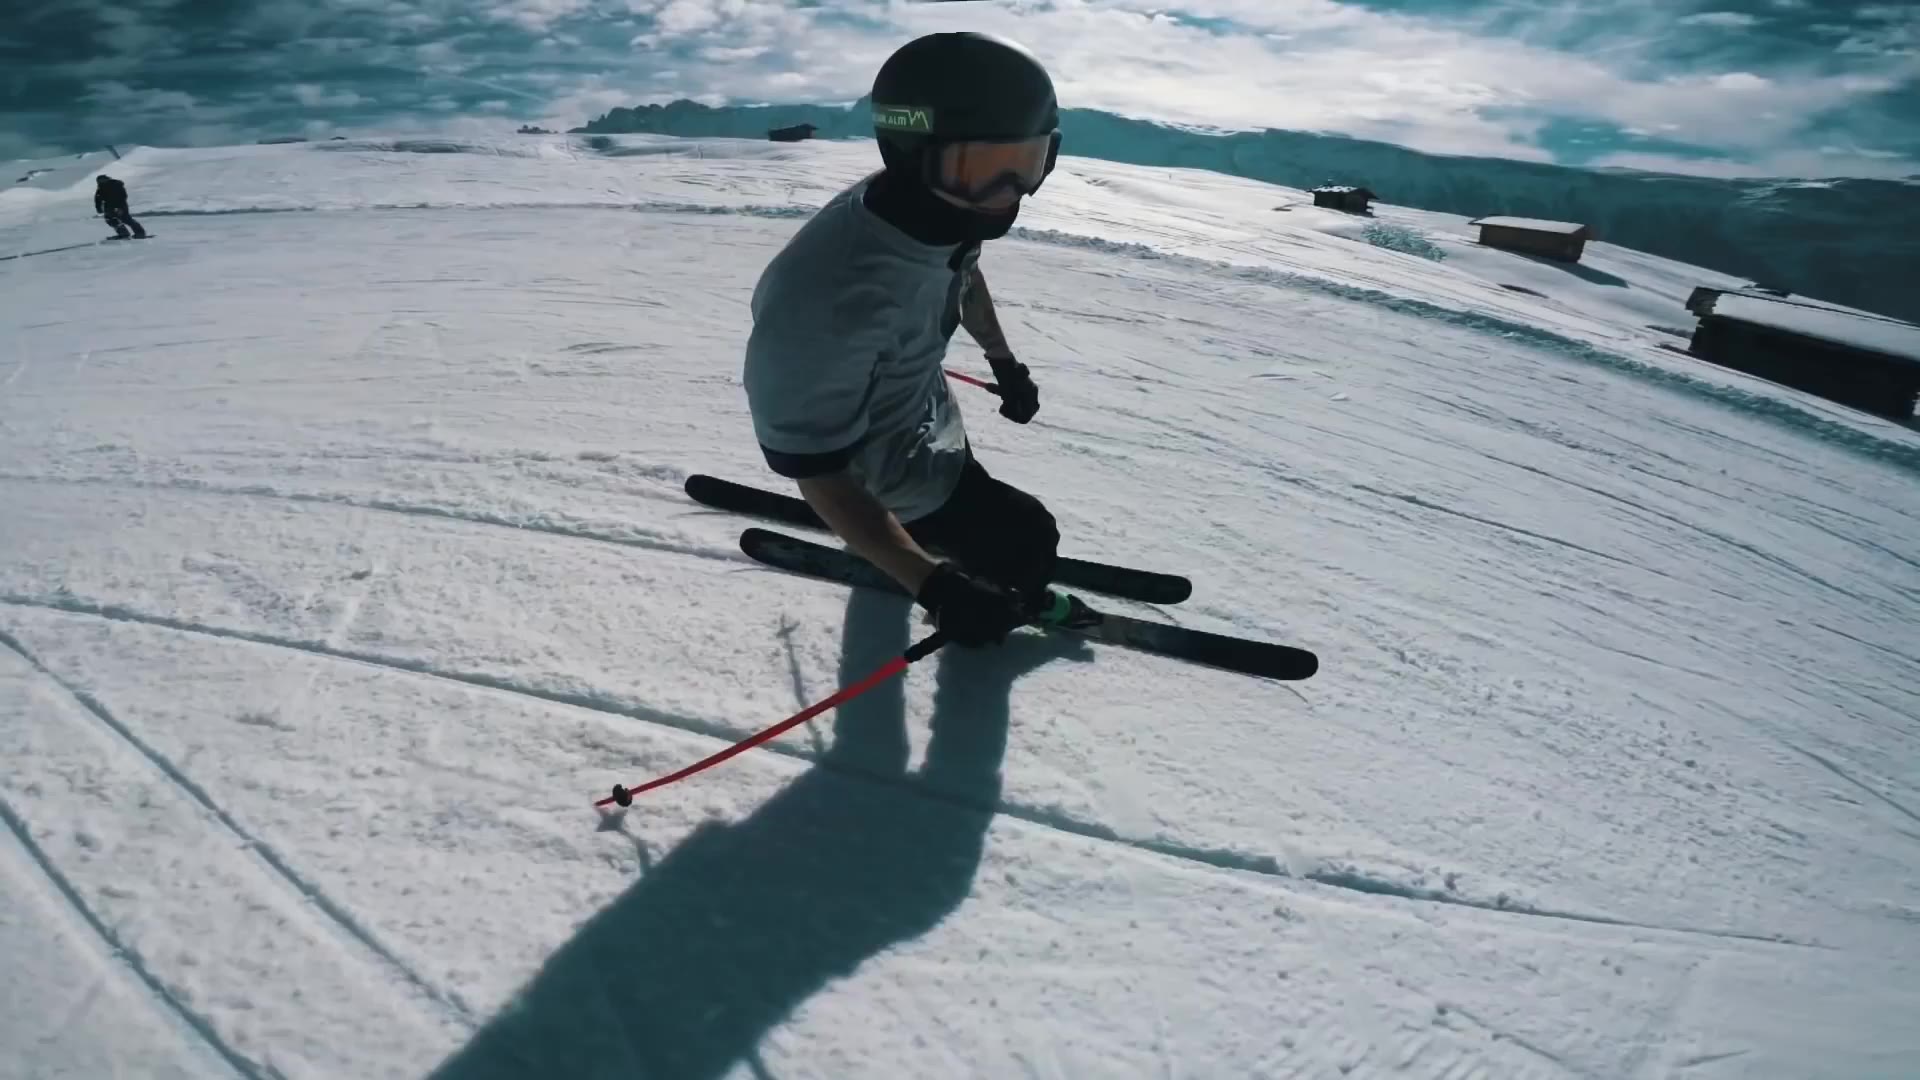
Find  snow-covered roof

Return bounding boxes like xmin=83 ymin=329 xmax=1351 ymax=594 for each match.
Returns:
xmin=1708 ymin=293 xmax=1920 ymax=363
xmin=1469 ymin=216 xmax=1590 ymax=235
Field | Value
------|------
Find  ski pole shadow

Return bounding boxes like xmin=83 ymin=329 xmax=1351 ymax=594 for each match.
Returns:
xmin=427 ymin=586 xmax=1090 ymax=1080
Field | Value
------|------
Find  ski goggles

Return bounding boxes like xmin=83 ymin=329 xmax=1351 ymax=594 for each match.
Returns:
xmin=928 ymin=131 xmax=1062 ymax=204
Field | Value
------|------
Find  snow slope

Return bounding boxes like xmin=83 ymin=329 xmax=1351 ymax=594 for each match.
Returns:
xmin=2 ymin=136 xmax=1918 ymax=1080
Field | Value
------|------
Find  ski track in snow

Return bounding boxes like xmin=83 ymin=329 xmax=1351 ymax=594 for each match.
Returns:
xmin=0 ymin=240 xmax=110 ymax=262
xmin=0 ymin=594 xmax=1822 ymax=953
xmin=0 ymin=793 xmax=259 ymax=1080
xmin=1786 ymin=745 xmax=1920 ymax=828
xmin=1348 ymin=483 xmax=1649 ymax=571
xmin=0 ymin=624 xmax=481 ymax=1030
xmin=0 ymin=470 xmax=743 ymax=569
xmin=1443 ymin=1004 xmax=1583 ymax=1078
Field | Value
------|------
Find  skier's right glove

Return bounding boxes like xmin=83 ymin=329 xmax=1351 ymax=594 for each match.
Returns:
xmin=988 ymin=355 xmax=1040 ymax=425
xmin=916 ymin=562 xmax=1027 ymax=647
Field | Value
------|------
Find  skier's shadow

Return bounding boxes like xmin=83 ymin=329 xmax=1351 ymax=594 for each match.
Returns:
xmin=428 ymin=586 xmax=1090 ymax=1080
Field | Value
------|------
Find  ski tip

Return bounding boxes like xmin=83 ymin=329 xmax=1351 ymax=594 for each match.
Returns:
xmin=737 ymin=525 xmax=785 ymax=558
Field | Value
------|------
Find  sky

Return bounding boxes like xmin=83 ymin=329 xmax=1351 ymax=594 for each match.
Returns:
xmin=2 ymin=0 xmax=1917 ymax=178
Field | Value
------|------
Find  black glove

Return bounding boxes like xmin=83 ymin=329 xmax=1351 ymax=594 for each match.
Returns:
xmin=916 ymin=562 xmax=1026 ymax=647
xmin=988 ymin=355 xmax=1040 ymax=424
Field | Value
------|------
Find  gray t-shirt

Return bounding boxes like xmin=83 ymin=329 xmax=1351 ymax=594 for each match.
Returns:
xmin=743 ymin=173 xmax=977 ymax=523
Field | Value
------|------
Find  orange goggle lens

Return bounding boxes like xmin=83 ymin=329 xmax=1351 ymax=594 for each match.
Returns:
xmin=932 ymin=133 xmax=1060 ymax=202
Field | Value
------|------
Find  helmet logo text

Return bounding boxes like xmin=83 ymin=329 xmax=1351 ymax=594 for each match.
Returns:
xmin=873 ymin=104 xmax=934 ymax=133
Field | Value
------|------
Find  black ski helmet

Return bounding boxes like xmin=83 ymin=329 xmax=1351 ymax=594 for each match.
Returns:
xmin=870 ymin=32 xmax=1059 ymax=187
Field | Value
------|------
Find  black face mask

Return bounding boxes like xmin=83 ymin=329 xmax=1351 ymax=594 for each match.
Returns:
xmin=864 ymin=168 xmax=1021 ymax=248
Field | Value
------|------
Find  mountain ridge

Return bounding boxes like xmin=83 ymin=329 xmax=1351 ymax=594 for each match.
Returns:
xmin=575 ymin=97 xmax=1919 ymax=323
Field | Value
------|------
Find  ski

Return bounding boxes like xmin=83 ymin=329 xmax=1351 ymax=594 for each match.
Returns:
xmin=687 ymin=473 xmax=1193 ymax=605
xmin=740 ymin=527 xmax=1317 ymax=682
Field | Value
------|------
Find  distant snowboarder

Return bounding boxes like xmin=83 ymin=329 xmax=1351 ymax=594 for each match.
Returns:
xmin=742 ymin=31 xmax=1071 ymax=648
xmin=94 ymin=175 xmax=146 ymax=239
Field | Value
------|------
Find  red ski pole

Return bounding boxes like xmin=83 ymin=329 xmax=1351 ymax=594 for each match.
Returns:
xmin=596 ymin=630 xmax=948 ymax=807
xmin=944 ymin=368 xmax=1001 ymax=396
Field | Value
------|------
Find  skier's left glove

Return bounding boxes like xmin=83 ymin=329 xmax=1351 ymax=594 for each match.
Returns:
xmin=988 ymin=354 xmax=1040 ymax=424
xmin=916 ymin=562 xmax=1026 ymax=647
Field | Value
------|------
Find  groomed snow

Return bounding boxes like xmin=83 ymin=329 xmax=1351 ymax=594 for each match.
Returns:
xmin=3 ymin=135 xmax=1918 ymax=1080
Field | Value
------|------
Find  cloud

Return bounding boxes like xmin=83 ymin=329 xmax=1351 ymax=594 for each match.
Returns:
xmin=1591 ymin=143 xmax=1916 ymax=179
xmin=697 ymin=45 xmax=772 ymax=63
xmin=1 ymin=0 xmax=1915 ymax=179
xmin=1679 ymin=11 xmax=1759 ymax=30
xmin=1712 ymin=72 xmax=1770 ymax=91
xmin=488 ymin=0 xmax=597 ymax=34
xmin=1834 ymin=7 xmax=1919 ymax=57
xmin=84 ymin=81 xmax=201 ymax=113
xmin=653 ymin=0 xmax=724 ymax=37
xmin=292 ymin=84 xmax=369 ymax=109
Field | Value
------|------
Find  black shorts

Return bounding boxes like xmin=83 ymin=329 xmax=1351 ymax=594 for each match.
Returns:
xmin=906 ymin=455 xmax=1058 ymax=601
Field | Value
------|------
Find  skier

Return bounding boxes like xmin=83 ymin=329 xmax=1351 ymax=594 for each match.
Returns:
xmin=742 ymin=31 xmax=1073 ymax=648
xmin=94 ymin=175 xmax=146 ymax=239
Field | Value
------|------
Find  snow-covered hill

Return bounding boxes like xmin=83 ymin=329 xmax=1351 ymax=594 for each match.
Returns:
xmin=2 ymin=136 xmax=1917 ymax=1080
xmin=577 ymin=99 xmax=1920 ymax=326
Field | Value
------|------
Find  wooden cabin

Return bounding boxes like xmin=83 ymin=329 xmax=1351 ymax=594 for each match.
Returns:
xmin=1469 ymin=216 xmax=1592 ymax=263
xmin=1310 ymin=185 xmax=1376 ymax=213
xmin=768 ymin=123 xmax=818 ymax=143
xmin=1686 ymin=287 xmax=1920 ymax=420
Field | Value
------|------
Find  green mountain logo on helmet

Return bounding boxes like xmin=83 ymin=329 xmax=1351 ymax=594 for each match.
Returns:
xmin=873 ymin=104 xmax=934 ymax=133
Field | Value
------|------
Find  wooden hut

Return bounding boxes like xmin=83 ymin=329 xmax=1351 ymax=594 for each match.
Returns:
xmin=1686 ymin=287 xmax=1920 ymax=420
xmin=1310 ymin=185 xmax=1376 ymax=213
xmin=768 ymin=123 xmax=818 ymax=143
xmin=1469 ymin=217 xmax=1592 ymax=263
